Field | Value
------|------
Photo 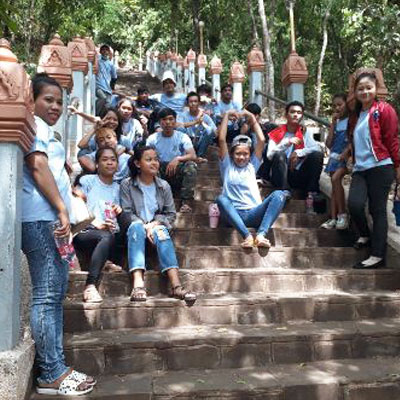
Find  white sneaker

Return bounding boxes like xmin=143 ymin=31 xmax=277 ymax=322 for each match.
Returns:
xmin=320 ymin=219 xmax=337 ymax=229
xmin=336 ymin=214 xmax=349 ymax=230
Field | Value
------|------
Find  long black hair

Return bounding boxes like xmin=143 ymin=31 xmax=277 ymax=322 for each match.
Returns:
xmin=32 ymin=73 xmax=62 ymax=101
xmin=99 ymin=107 xmax=124 ymax=141
xmin=128 ymin=142 xmax=158 ymax=180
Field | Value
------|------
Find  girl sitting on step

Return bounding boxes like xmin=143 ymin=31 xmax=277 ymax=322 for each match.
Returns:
xmin=216 ymin=109 xmax=290 ymax=249
xmin=118 ymin=98 xmax=147 ymax=147
xmin=321 ymin=93 xmax=350 ymax=230
xmin=120 ymin=143 xmax=197 ymax=303
xmin=73 ymin=147 xmax=123 ymax=303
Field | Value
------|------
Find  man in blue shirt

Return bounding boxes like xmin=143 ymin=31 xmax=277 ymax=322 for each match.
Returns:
xmin=96 ymin=45 xmax=118 ymax=114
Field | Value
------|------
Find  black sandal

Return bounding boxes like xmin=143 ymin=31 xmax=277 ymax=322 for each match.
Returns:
xmin=130 ymin=287 xmax=147 ymax=302
xmin=171 ymin=285 xmax=197 ymax=303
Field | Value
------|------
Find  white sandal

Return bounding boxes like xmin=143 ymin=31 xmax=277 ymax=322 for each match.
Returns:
xmin=83 ymin=285 xmax=103 ymax=303
xmin=36 ymin=372 xmax=94 ymax=396
xmin=69 ymin=369 xmax=97 ymax=387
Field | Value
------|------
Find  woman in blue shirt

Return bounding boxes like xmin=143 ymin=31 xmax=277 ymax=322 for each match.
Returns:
xmin=21 ymin=74 xmax=95 ymax=395
xmin=216 ymin=109 xmax=289 ymax=249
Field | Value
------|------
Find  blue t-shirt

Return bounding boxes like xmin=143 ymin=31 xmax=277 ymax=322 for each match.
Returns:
xmin=22 ymin=116 xmax=72 ymax=222
xmin=177 ymin=110 xmax=216 ymax=139
xmin=146 ymin=131 xmax=193 ymax=162
xmin=137 ymin=180 xmax=158 ymax=222
xmin=353 ymin=110 xmax=392 ymax=172
xmin=79 ymin=175 xmax=120 ymax=223
xmin=220 ymin=154 xmax=262 ymax=210
xmin=213 ymin=100 xmax=241 ymax=126
xmin=96 ymin=55 xmax=117 ymax=94
xmin=85 ymin=151 xmax=131 ymax=183
xmin=151 ymin=93 xmax=186 ymax=113
xmin=122 ymin=118 xmax=144 ymax=146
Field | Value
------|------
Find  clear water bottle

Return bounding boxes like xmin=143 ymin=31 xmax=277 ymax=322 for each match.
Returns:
xmin=50 ymin=221 xmax=76 ymax=265
xmin=306 ymin=192 xmax=315 ymax=215
xmin=104 ymin=201 xmax=119 ymax=233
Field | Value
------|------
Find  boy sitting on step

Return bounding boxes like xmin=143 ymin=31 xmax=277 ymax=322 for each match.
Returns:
xmin=146 ymin=107 xmax=198 ymax=213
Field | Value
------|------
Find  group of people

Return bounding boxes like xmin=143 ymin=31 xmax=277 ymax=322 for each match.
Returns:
xmin=22 ymin=46 xmax=400 ymax=395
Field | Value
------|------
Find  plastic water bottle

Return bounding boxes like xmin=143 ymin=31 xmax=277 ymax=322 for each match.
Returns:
xmin=104 ymin=202 xmax=119 ymax=233
xmin=50 ymin=221 xmax=76 ymax=265
xmin=306 ymin=192 xmax=315 ymax=215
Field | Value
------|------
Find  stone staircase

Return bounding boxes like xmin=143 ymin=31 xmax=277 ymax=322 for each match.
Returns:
xmin=30 ymin=148 xmax=400 ymax=399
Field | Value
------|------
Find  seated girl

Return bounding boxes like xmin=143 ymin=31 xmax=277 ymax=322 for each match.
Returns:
xmin=216 ymin=109 xmax=289 ymax=249
xmin=78 ymin=128 xmax=131 ymax=183
xmin=118 ymin=98 xmax=147 ymax=147
xmin=73 ymin=106 xmax=132 ymax=156
xmin=73 ymin=147 xmax=122 ymax=303
xmin=120 ymin=144 xmax=196 ymax=303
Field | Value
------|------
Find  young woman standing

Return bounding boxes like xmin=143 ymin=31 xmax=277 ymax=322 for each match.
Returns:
xmin=21 ymin=73 xmax=95 ymax=395
xmin=348 ymin=72 xmax=400 ymax=268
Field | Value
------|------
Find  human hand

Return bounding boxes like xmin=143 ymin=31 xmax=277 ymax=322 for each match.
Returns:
xmin=289 ymin=152 xmax=299 ymax=171
xmin=166 ymin=158 xmax=180 ymax=176
xmin=289 ymin=137 xmax=302 ymax=146
xmin=112 ymin=204 xmax=122 ymax=215
xmin=396 ymin=166 xmax=400 ymax=184
xmin=67 ymin=105 xmax=78 ymax=115
xmin=55 ymin=209 xmax=70 ymax=238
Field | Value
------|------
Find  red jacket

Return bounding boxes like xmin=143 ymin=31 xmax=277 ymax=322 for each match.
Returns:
xmin=348 ymin=101 xmax=400 ymax=168
xmin=268 ymin=124 xmax=305 ymax=150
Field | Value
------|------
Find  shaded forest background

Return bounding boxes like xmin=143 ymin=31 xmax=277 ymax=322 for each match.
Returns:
xmin=1 ymin=0 xmax=400 ymax=116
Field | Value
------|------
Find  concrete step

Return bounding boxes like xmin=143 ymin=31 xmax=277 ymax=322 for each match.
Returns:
xmin=63 ymin=291 xmax=400 ymax=332
xmin=175 ymin=212 xmax=327 ymax=229
xmin=30 ymin=357 xmax=400 ymax=399
xmin=172 ymin=227 xmax=354 ymax=247
xmin=175 ymin=199 xmax=311 ymax=213
xmin=67 ymin=265 xmax=400 ymax=299
xmin=62 ymin=319 xmax=400 ymax=376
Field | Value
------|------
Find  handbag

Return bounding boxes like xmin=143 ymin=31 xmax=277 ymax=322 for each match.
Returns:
xmin=69 ymin=194 xmax=95 ymax=235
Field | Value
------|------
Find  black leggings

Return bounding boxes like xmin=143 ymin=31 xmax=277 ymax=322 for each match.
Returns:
xmin=73 ymin=228 xmax=115 ymax=285
xmin=348 ymin=165 xmax=395 ymax=258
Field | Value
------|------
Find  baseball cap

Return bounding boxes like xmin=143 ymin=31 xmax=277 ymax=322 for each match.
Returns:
xmin=231 ymin=135 xmax=253 ymax=149
xmin=162 ymin=70 xmax=176 ymax=85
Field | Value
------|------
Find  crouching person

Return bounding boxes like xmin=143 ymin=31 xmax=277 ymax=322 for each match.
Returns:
xmin=120 ymin=144 xmax=196 ymax=303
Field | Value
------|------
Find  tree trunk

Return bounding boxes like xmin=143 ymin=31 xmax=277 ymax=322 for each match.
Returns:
xmin=247 ymin=0 xmax=259 ymax=46
xmin=191 ymin=0 xmax=201 ymax=53
xmin=257 ymin=0 xmax=275 ymax=120
xmin=314 ymin=1 xmax=332 ymax=116
xmin=24 ymin=0 xmax=36 ymax=62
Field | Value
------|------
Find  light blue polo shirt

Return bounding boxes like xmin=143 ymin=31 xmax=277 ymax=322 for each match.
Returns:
xmin=151 ymin=93 xmax=186 ymax=113
xmin=22 ymin=116 xmax=72 ymax=222
xmin=96 ymin=55 xmax=117 ymax=95
xmin=177 ymin=110 xmax=216 ymax=139
xmin=146 ymin=131 xmax=193 ymax=162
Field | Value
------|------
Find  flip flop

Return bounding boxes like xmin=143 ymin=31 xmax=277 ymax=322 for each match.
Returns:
xmin=36 ymin=371 xmax=94 ymax=396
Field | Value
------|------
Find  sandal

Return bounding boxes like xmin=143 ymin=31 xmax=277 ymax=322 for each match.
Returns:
xmin=255 ymin=235 xmax=271 ymax=248
xmin=130 ymin=286 xmax=147 ymax=302
xmin=83 ymin=284 xmax=103 ymax=303
xmin=69 ymin=369 xmax=97 ymax=387
xmin=36 ymin=370 xmax=93 ymax=396
xmin=179 ymin=203 xmax=193 ymax=213
xmin=196 ymin=157 xmax=208 ymax=164
xmin=171 ymin=285 xmax=197 ymax=303
xmin=104 ymin=261 xmax=123 ymax=272
xmin=241 ymin=235 xmax=254 ymax=249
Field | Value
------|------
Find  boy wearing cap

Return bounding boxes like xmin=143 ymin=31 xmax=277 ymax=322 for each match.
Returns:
xmin=151 ymin=71 xmax=186 ymax=114
xmin=96 ymin=45 xmax=118 ymax=112
xmin=146 ymin=107 xmax=198 ymax=212
xmin=267 ymin=101 xmax=323 ymax=194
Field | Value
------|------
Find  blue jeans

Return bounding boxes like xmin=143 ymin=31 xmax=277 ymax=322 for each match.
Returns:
xmin=127 ymin=222 xmax=179 ymax=273
xmin=195 ymin=130 xmax=215 ymax=158
xmin=21 ymin=221 xmax=70 ymax=384
xmin=216 ymin=190 xmax=288 ymax=238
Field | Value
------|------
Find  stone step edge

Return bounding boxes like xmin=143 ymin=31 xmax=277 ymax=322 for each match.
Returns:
xmin=64 ymin=317 xmax=400 ymax=349
xmin=30 ymin=357 xmax=400 ymax=399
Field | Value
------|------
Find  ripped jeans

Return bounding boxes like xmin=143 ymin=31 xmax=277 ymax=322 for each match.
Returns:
xmin=127 ymin=222 xmax=179 ymax=273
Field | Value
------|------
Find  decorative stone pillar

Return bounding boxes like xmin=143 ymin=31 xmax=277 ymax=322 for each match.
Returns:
xmin=0 ymin=39 xmax=36 ymax=351
xmin=170 ymin=52 xmax=178 ymax=85
xmin=176 ymin=54 xmax=184 ymax=92
xmin=67 ymin=36 xmax=88 ymax=161
xmin=230 ymin=61 xmax=245 ymax=108
xmin=37 ymin=34 xmax=72 ymax=150
xmin=153 ymin=51 xmax=159 ymax=80
xmin=166 ymin=50 xmax=172 ymax=71
xmin=247 ymin=45 xmax=265 ymax=107
xmin=281 ymin=51 xmax=308 ymax=104
xmin=159 ymin=53 xmax=166 ymax=80
xmin=210 ymin=55 xmax=222 ymax=102
xmin=347 ymin=67 xmax=388 ymax=111
xmin=146 ymin=51 xmax=151 ymax=75
xmin=197 ymin=54 xmax=207 ymax=86
xmin=84 ymin=37 xmax=96 ymax=116
xmin=183 ymin=56 xmax=189 ymax=93
xmin=113 ymin=50 xmax=119 ymax=68
xmin=187 ymin=48 xmax=196 ymax=92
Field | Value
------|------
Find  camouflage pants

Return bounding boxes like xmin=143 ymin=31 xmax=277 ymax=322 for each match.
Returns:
xmin=159 ymin=161 xmax=198 ymax=200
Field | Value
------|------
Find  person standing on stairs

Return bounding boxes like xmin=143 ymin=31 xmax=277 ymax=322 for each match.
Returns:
xmin=348 ymin=72 xmax=400 ymax=269
xmin=216 ymin=109 xmax=290 ymax=249
xmin=73 ymin=147 xmax=123 ymax=303
xmin=267 ymin=101 xmax=324 ymax=197
xmin=21 ymin=73 xmax=96 ymax=396
xmin=146 ymin=107 xmax=198 ymax=213
xmin=120 ymin=144 xmax=197 ymax=303
xmin=177 ymin=91 xmax=217 ymax=163
xmin=321 ymin=93 xmax=351 ymax=230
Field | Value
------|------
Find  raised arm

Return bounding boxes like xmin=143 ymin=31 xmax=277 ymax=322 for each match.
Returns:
xmin=242 ymin=110 xmax=265 ymax=160
xmin=218 ymin=110 xmax=236 ymax=159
